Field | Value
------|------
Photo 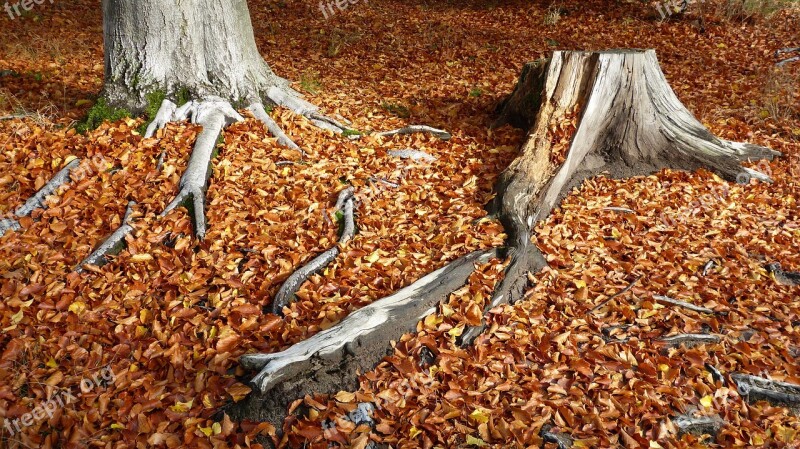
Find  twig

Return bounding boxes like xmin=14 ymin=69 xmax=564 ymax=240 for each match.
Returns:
xmin=588 ymin=275 xmax=642 ymax=314
xmin=0 ymin=114 xmax=32 ymax=121
xmin=603 ymin=206 xmax=635 ymax=214
xmin=653 ymin=295 xmax=714 ymax=314
xmin=376 ymin=125 xmax=451 ymax=141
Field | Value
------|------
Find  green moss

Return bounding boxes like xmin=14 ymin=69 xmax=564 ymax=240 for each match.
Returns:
xmin=381 ymin=101 xmax=411 ymax=119
xmin=175 ymin=87 xmax=191 ymax=107
xmin=136 ymin=90 xmax=168 ymax=135
xmin=75 ymin=98 xmax=131 ymax=134
xmin=341 ymin=129 xmax=362 ymax=137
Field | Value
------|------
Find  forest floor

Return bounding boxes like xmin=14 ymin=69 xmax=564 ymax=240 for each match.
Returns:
xmin=1 ymin=0 xmax=799 ymax=448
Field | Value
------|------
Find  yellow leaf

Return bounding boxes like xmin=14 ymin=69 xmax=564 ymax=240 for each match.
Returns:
xmin=448 ymin=326 xmax=463 ymax=337
xmin=46 ymin=358 xmax=58 ymax=369
xmin=469 ymin=408 xmax=489 ymax=424
xmin=574 ymin=279 xmax=586 ymax=289
xmin=212 ymin=422 xmax=222 ymax=435
xmin=700 ymin=395 xmax=713 ymax=408
xmin=366 ymin=251 xmax=380 ymax=263
xmin=441 ymin=304 xmax=454 ymax=317
xmin=466 ymin=435 xmax=487 ymax=447
xmin=170 ymin=399 xmax=193 ymax=413
xmin=130 ymin=253 xmax=153 ymax=263
xmin=409 ymin=426 xmax=421 ymax=438
xmin=658 ymin=364 xmax=670 ymax=372
xmin=199 ymin=427 xmax=213 ymax=437
xmin=11 ymin=309 xmax=24 ymax=324
xmin=68 ymin=301 xmax=87 ymax=315
xmin=110 ymin=423 xmax=125 ymax=430
xmin=424 ymin=314 xmax=442 ymax=329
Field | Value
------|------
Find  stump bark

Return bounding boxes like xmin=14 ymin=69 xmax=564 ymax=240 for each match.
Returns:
xmin=462 ymin=49 xmax=779 ymax=341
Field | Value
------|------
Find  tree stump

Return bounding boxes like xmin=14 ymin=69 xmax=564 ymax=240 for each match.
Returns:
xmin=463 ymin=49 xmax=779 ymax=342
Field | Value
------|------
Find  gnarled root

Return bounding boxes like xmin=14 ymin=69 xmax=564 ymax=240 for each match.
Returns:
xmin=75 ymin=201 xmax=136 ymax=273
xmin=266 ymin=86 xmax=348 ymax=134
xmin=233 ymin=249 xmax=497 ymax=428
xmin=156 ymin=100 xmax=243 ymax=239
xmin=732 ymin=374 xmax=800 ymax=412
xmin=74 ymin=99 xmax=242 ymax=272
xmin=0 ymin=158 xmax=82 ymax=237
xmin=271 ymin=187 xmax=356 ymax=315
xmin=376 ymin=125 xmax=451 ymax=141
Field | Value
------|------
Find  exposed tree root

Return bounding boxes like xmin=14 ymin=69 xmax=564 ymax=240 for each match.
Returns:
xmin=387 ymin=148 xmax=437 ymax=162
xmin=541 ymin=427 xmax=574 ymax=449
xmin=658 ymin=333 xmax=721 ymax=348
xmin=0 ymin=158 xmax=81 ymax=237
xmin=765 ymin=262 xmax=800 ymax=286
xmin=587 ymin=275 xmax=642 ymax=314
xmin=266 ymin=86 xmax=348 ymax=134
xmin=158 ymin=100 xmax=243 ymax=239
xmin=777 ymin=47 xmax=800 ymax=66
xmin=247 ymin=103 xmax=302 ymax=152
xmin=603 ymin=206 xmax=635 ymax=214
xmin=376 ymin=125 xmax=451 ymax=141
xmin=673 ymin=412 xmax=725 ymax=438
xmin=75 ymin=99 xmax=242 ymax=272
xmin=232 ymin=249 xmax=497 ymax=429
xmin=271 ymin=187 xmax=356 ymax=315
xmin=653 ymin=295 xmax=715 ymax=314
xmin=75 ymin=201 xmax=136 ymax=273
xmin=0 ymin=114 xmax=32 ymax=121
xmin=732 ymin=374 xmax=800 ymax=412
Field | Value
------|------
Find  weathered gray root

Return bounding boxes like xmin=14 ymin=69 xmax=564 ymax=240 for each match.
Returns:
xmin=0 ymin=158 xmax=81 ymax=237
xmin=270 ymin=187 xmax=356 ymax=316
xmin=732 ymin=374 xmax=800 ymax=411
xmin=246 ymin=103 xmax=302 ymax=152
xmin=459 ymin=245 xmax=546 ymax=346
xmin=266 ymin=86 xmax=348 ymax=134
xmin=587 ymin=275 xmax=642 ymax=314
xmin=144 ymin=99 xmax=177 ymax=138
xmin=74 ymin=201 xmax=136 ymax=273
xmin=74 ymin=100 xmax=240 ymax=275
xmin=658 ymin=333 xmax=721 ymax=348
xmin=462 ymin=49 xmax=778 ymax=347
xmin=387 ymin=149 xmax=437 ymax=162
xmin=673 ymin=413 xmax=725 ymax=438
xmin=159 ymin=100 xmax=243 ymax=239
xmin=232 ymin=249 xmax=497 ymax=429
xmin=541 ymin=427 xmax=574 ymax=449
xmin=0 ymin=114 xmax=32 ymax=121
xmin=653 ymin=295 xmax=715 ymax=314
xmin=765 ymin=262 xmax=800 ymax=286
xmin=376 ymin=125 xmax=451 ymax=141
xmin=777 ymin=48 xmax=800 ymax=66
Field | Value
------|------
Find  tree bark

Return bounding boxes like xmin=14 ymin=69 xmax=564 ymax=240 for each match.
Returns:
xmin=462 ymin=49 xmax=779 ymax=343
xmin=102 ymin=0 xmax=284 ymax=110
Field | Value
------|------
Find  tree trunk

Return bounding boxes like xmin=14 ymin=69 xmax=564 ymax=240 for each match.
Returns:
xmin=461 ymin=49 xmax=779 ymax=343
xmin=102 ymin=0 xmax=283 ymax=110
